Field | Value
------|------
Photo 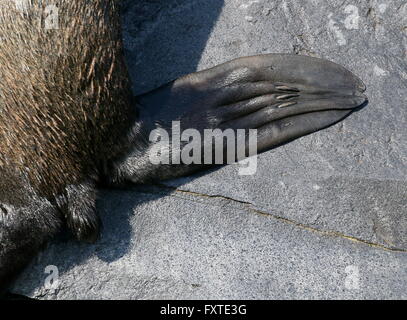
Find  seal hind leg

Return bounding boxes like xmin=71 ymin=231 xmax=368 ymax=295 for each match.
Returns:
xmin=57 ymin=180 xmax=100 ymax=243
xmin=0 ymin=175 xmax=98 ymax=293
xmin=0 ymin=198 xmax=62 ymax=294
xmin=110 ymin=54 xmax=367 ymax=183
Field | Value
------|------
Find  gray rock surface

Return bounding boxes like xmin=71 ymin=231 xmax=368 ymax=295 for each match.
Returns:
xmin=12 ymin=0 xmax=407 ymax=299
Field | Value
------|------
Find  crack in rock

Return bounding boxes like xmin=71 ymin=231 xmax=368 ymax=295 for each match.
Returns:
xmin=132 ymin=184 xmax=407 ymax=254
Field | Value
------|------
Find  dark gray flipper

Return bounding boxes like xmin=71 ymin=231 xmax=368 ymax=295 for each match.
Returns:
xmin=109 ymin=54 xmax=367 ymax=183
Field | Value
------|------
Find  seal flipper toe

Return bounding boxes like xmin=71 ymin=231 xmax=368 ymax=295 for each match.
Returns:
xmin=255 ymin=109 xmax=355 ymax=151
xmin=233 ymin=54 xmax=367 ymax=93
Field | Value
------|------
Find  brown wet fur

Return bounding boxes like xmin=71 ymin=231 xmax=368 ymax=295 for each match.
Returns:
xmin=0 ymin=0 xmax=135 ymax=201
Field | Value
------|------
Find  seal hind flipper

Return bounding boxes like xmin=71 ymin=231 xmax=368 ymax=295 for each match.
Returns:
xmin=111 ymin=54 xmax=367 ymax=184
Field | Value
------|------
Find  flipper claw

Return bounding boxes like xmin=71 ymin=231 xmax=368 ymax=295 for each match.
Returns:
xmin=277 ymin=94 xmax=300 ymax=101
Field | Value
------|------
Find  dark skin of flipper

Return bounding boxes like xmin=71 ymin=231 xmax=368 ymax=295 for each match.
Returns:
xmin=111 ymin=54 xmax=367 ymax=184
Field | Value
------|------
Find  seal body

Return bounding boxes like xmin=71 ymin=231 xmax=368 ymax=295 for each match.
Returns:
xmin=0 ymin=0 xmax=139 ymax=291
xmin=0 ymin=0 xmax=135 ymax=200
xmin=0 ymin=0 xmax=367 ymax=294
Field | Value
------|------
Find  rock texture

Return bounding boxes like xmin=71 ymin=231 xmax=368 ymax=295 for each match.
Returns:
xmin=12 ymin=0 xmax=407 ymax=299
